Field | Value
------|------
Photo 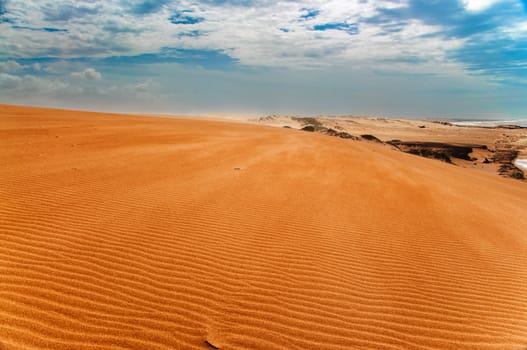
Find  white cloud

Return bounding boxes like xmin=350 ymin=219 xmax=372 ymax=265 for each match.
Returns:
xmin=71 ymin=67 xmax=102 ymax=80
xmin=1 ymin=0 xmax=525 ymax=73
xmin=462 ymin=0 xmax=506 ymax=12
xmin=1 ymin=0 xmax=526 ymax=119
xmin=133 ymin=78 xmax=156 ymax=92
xmin=0 ymin=0 xmax=461 ymax=70
xmin=0 ymin=70 xmax=163 ymax=113
xmin=0 ymin=60 xmax=23 ymax=73
xmin=0 ymin=73 xmax=68 ymax=93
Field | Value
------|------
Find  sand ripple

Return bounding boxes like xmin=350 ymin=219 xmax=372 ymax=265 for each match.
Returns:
xmin=1 ymin=105 xmax=527 ymax=349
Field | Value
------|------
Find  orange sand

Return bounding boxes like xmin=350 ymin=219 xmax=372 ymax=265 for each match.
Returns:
xmin=1 ymin=105 xmax=527 ymax=350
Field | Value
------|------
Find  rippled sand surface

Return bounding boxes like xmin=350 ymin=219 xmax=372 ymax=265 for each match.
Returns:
xmin=2 ymin=105 xmax=527 ymax=350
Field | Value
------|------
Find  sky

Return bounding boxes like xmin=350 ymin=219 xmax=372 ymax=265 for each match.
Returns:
xmin=0 ymin=0 xmax=526 ymax=118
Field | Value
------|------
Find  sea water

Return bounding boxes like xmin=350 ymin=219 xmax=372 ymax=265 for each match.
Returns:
xmin=515 ymin=159 xmax=527 ymax=171
xmin=450 ymin=119 xmax=527 ymax=172
xmin=451 ymin=119 xmax=527 ymax=127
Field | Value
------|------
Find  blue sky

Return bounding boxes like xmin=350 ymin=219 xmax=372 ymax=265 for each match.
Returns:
xmin=0 ymin=0 xmax=526 ymax=118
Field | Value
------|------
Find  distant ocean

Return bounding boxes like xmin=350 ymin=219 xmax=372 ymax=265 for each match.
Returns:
xmin=450 ymin=119 xmax=527 ymax=127
xmin=448 ymin=119 xmax=527 ymax=171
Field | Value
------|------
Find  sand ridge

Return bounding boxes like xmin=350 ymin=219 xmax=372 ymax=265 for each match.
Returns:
xmin=254 ymin=115 xmax=527 ymax=180
xmin=1 ymin=105 xmax=527 ymax=349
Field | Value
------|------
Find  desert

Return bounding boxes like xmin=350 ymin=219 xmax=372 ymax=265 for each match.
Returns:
xmin=1 ymin=104 xmax=527 ymax=350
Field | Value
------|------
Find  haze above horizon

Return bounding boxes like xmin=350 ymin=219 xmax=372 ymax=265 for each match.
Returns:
xmin=1 ymin=0 xmax=526 ymax=119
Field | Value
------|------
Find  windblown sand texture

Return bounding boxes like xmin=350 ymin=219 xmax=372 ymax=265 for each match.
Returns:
xmin=256 ymin=115 xmax=527 ymax=178
xmin=1 ymin=105 xmax=527 ymax=350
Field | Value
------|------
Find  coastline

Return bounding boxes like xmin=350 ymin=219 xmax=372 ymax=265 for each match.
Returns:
xmin=256 ymin=115 xmax=527 ymax=181
xmin=515 ymin=158 xmax=527 ymax=171
xmin=450 ymin=119 xmax=527 ymax=128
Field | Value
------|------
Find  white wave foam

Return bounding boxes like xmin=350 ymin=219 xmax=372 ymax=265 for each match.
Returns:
xmin=514 ymin=159 xmax=527 ymax=171
xmin=451 ymin=119 xmax=527 ymax=127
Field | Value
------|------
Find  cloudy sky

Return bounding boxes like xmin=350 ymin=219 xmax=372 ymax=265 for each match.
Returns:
xmin=0 ymin=0 xmax=526 ymax=118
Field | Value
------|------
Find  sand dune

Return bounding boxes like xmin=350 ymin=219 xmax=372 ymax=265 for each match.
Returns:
xmin=1 ymin=105 xmax=527 ymax=350
xmin=255 ymin=115 xmax=527 ymax=180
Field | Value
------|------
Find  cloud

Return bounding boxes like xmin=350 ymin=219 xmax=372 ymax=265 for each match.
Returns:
xmin=176 ymin=30 xmax=206 ymax=38
xmin=1 ymin=0 xmax=527 ymax=118
xmin=0 ymin=60 xmax=22 ymax=72
xmin=0 ymin=73 xmax=33 ymax=90
xmin=12 ymin=25 xmax=68 ymax=33
xmin=130 ymin=0 xmax=171 ymax=15
xmin=0 ymin=0 xmax=12 ymax=23
xmin=370 ymin=0 xmax=522 ymax=39
xmin=300 ymin=8 xmax=320 ymax=20
xmin=133 ymin=78 xmax=156 ymax=92
xmin=313 ymin=22 xmax=359 ymax=35
xmin=103 ymin=20 xmax=146 ymax=34
xmin=169 ymin=11 xmax=205 ymax=25
xmin=0 ymin=70 xmax=161 ymax=113
xmin=195 ymin=0 xmax=269 ymax=6
xmin=1 ymin=0 xmax=524 ymax=71
xmin=462 ymin=0 xmax=506 ymax=12
xmin=0 ymin=72 xmax=67 ymax=94
xmin=103 ymin=48 xmax=239 ymax=70
xmin=0 ymin=0 xmax=433 ymax=67
xmin=362 ymin=0 xmax=526 ymax=80
xmin=449 ymin=34 xmax=527 ymax=80
xmin=71 ymin=68 xmax=102 ymax=80
xmin=43 ymin=2 xmax=100 ymax=21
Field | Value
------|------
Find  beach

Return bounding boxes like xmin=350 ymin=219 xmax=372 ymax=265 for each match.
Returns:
xmin=255 ymin=115 xmax=527 ymax=180
xmin=1 ymin=105 xmax=527 ymax=350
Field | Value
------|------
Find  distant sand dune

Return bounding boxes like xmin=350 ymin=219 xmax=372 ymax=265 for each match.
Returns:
xmin=1 ymin=105 xmax=527 ymax=349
